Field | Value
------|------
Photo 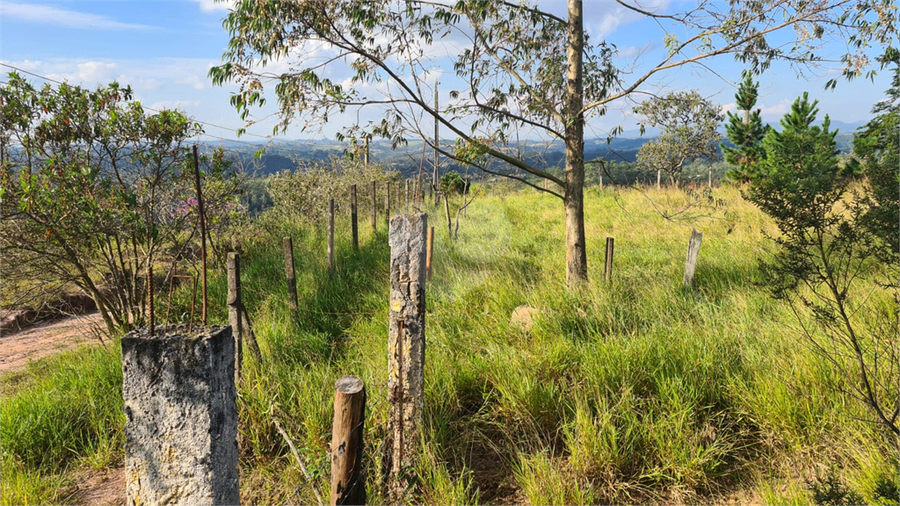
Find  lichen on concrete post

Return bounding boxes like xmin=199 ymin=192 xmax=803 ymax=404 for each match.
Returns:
xmin=122 ymin=324 xmax=239 ymax=506
xmin=386 ymin=213 xmax=427 ymax=502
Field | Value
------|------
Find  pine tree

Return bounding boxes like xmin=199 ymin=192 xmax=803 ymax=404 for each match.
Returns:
xmin=745 ymin=92 xmax=898 ymax=438
xmin=852 ymin=59 xmax=899 ymax=264
xmin=748 ymin=92 xmax=844 ymax=229
xmin=722 ymin=72 xmax=768 ymax=182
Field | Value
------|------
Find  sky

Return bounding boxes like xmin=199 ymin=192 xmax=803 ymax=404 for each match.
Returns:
xmin=1 ymin=0 xmax=896 ymax=143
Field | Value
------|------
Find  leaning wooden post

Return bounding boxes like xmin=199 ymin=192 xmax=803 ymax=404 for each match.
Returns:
xmin=371 ymin=180 xmax=377 ymax=233
xmin=604 ymin=237 xmax=614 ymax=281
xmin=405 ymin=179 xmax=410 ymax=213
xmin=284 ymin=237 xmax=299 ymax=310
xmin=328 ymin=197 xmax=335 ymax=271
xmin=227 ymin=252 xmax=243 ymax=381
xmin=683 ymin=228 xmax=703 ymax=288
xmin=350 ymin=184 xmax=359 ymax=252
xmin=426 ymin=226 xmax=434 ymax=281
xmin=331 ymin=376 xmax=366 ymax=506
xmin=387 ymin=213 xmax=427 ymax=503
xmin=123 ymin=325 xmax=239 ymax=506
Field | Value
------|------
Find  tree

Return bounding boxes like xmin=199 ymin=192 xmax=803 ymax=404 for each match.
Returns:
xmin=0 ymin=74 xmax=241 ymax=335
xmin=746 ymin=93 xmax=898 ymax=438
xmin=722 ymin=72 xmax=769 ymax=182
xmin=852 ymin=55 xmax=900 ymax=266
xmin=210 ymin=0 xmax=897 ymax=287
xmin=634 ymin=90 xmax=723 ymax=188
xmin=440 ymin=170 xmax=475 ymax=238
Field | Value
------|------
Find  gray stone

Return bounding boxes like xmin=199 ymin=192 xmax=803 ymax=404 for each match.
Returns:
xmin=122 ymin=324 xmax=239 ymax=506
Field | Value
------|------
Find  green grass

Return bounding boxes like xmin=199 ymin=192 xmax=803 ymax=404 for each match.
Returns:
xmin=2 ymin=184 xmax=895 ymax=505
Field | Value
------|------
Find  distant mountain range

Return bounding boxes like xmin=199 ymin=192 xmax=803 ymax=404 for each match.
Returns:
xmin=210 ymin=119 xmax=865 ymax=178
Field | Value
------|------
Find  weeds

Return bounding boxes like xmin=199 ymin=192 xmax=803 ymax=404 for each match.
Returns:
xmin=1 ymin=185 xmax=894 ymax=505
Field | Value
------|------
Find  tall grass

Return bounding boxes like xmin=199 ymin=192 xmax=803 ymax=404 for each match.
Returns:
xmin=2 ymin=184 xmax=895 ymax=505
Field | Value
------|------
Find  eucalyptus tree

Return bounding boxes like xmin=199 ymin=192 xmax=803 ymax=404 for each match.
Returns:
xmin=210 ymin=0 xmax=896 ymax=287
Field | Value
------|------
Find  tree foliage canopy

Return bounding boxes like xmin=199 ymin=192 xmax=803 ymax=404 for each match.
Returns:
xmin=209 ymin=0 xmax=898 ymax=287
xmin=745 ymin=92 xmax=898 ymax=437
xmin=0 ymin=74 xmax=243 ymax=333
xmin=634 ymin=90 xmax=722 ymax=184
xmin=852 ymin=59 xmax=900 ymax=264
xmin=210 ymin=0 xmax=897 ymax=187
xmin=723 ymin=73 xmax=769 ymax=182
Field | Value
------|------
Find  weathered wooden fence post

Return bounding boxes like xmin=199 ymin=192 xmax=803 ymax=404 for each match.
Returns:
xmin=387 ymin=213 xmax=427 ymax=502
xmin=328 ymin=197 xmax=335 ymax=271
xmin=599 ymin=174 xmax=603 ymax=190
xmin=405 ymin=179 xmax=410 ymax=213
xmin=331 ymin=375 xmax=366 ymax=506
xmin=443 ymin=193 xmax=452 ymax=238
xmin=350 ymin=184 xmax=359 ymax=252
xmin=384 ymin=182 xmax=391 ymax=225
xmin=227 ymin=252 xmax=243 ymax=381
xmin=683 ymin=228 xmax=703 ymax=288
xmin=123 ymin=325 xmax=239 ymax=506
xmin=604 ymin=237 xmax=614 ymax=281
xmin=284 ymin=237 xmax=299 ymax=310
xmin=147 ymin=263 xmax=154 ymax=334
xmin=426 ymin=226 xmax=434 ymax=281
xmin=371 ymin=180 xmax=377 ymax=234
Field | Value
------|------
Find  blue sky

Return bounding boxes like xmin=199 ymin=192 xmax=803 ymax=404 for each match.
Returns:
xmin=1 ymin=0 xmax=896 ymax=142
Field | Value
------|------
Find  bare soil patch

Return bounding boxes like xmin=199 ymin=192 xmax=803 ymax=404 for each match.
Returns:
xmin=0 ymin=311 xmax=106 ymax=372
xmin=65 ymin=465 xmax=126 ymax=506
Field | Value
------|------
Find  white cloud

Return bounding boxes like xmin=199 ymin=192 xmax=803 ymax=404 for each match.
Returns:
xmin=760 ymin=98 xmax=791 ymax=118
xmin=194 ymin=0 xmax=235 ymax=12
xmin=586 ymin=0 xmax=671 ymax=40
xmin=75 ymin=61 xmax=118 ymax=82
xmin=178 ymin=75 xmax=208 ymax=90
xmin=148 ymin=100 xmax=202 ymax=111
xmin=721 ymin=102 xmax=737 ymax=114
xmin=0 ymin=2 xmax=157 ymax=31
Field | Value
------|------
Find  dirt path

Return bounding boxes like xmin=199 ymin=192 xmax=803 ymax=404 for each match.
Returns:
xmin=0 ymin=311 xmax=106 ymax=372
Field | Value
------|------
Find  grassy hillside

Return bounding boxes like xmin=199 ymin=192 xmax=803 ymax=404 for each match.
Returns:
xmin=2 ymin=185 xmax=896 ymax=505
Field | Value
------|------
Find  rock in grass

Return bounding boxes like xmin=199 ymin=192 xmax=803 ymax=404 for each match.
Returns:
xmin=510 ymin=305 xmax=541 ymax=332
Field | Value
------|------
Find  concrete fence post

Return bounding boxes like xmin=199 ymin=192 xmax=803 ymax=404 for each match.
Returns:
xmin=123 ymin=325 xmax=239 ymax=506
xmin=387 ymin=213 xmax=427 ymax=503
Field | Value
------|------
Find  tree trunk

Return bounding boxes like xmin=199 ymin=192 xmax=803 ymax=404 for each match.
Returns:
xmin=564 ymin=0 xmax=587 ymax=287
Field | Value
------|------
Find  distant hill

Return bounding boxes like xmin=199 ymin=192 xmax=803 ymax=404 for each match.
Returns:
xmin=207 ymin=121 xmax=862 ymax=177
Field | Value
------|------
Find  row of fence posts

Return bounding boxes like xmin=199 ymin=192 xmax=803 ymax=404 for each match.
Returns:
xmin=123 ymin=213 xmax=430 ymax=506
xmin=124 ymin=188 xmax=705 ymax=504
